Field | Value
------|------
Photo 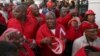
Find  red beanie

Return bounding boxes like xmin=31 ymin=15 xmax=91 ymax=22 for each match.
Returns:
xmin=46 ymin=1 xmax=54 ymax=8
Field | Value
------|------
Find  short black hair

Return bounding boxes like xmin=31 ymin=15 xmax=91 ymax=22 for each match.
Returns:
xmin=0 ymin=41 xmax=19 ymax=56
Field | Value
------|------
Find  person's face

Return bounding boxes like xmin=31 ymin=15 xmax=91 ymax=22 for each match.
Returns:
xmin=32 ymin=6 xmax=39 ymax=16
xmin=87 ymin=14 xmax=95 ymax=23
xmin=13 ymin=7 xmax=25 ymax=19
xmin=85 ymin=28 xmax=98 ymax=41
xmin=46 ymin=15 xmax=56 ymax=29
xmin=61 ymin=9 xmax=67 ymax=17
xmin=57 ymin=1 xmax=61 ymax=6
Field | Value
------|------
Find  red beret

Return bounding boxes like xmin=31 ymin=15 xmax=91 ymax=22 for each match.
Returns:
xmin=82 ymin=21 xmax=98 ymax=31
xmin=46 ymin=1 xmax=54 ymax=8
xmin=85 ymin=10 xmax=95 ymax=15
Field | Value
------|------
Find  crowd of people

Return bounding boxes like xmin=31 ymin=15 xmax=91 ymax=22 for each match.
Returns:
xmin=0 ymin=0 xmax=100 ymax=56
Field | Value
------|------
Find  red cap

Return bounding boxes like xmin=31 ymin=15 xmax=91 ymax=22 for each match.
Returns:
xmin=82 ymin=21 xmax=98 ymax=31
xmin=46 ymin=1 xmax=54 ymax=8
xmin=85 ymin=10 xmax=95 ymax=15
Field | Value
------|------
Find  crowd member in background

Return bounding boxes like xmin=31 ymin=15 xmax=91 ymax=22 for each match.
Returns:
xmin=67 ymin=9 xmax=82 ymax=42
xmin=0 ymin=41 xmax=19 ymax=56
xmin=5 ymin=3 xmax=15 ymax=20
xmin=5 ymin=3 xmax=13 ymax=15
xmin=26 ymin=0 xmax=34 ymax=6
xmin=61 ymin=0 xmax=69 ymax=7
xmin=27 ymin=4 xmax=46 ymax=56
xmin=68 ymin=19 xmax=82 ymax=40
xmin=63 ymin=1 xmax=70 ymax=7
xmin=79 ymin=10 xmax=97 ymax=35
xmin=7 ymin=5 xmax=36 ymax=42
xmin=42 ymin=0 xmax=55 ymax=15
xmin=72 ymin=22 xmax=100 ymax=56
xmin=57 ymin=8 xmax=78 ymax=31
xmin=67 ymin=8 xmax=82 ymax=41
xmin=0 ymin=28 xmax=35 ymax=56
xmin=66 ymin=19 xmax=82 ymax=56
xmin=57 ymin=7 xmax=81 ymax=56
xmin=55 ymin=1 xmax=62 ymax=18
xmin=0 ymin=3 xmax=8 ymax=23
xmin=69 ymin=0 xmax=75 ymax=9
xmin=36 ymin=12 xmax=67 ymax=56
xmin=27 ymin=4 xmax=45 ymax=39
xmin=55 ymin=1 xmax=62 ymax=12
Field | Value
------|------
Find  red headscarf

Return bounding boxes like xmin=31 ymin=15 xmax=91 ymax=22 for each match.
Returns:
xmin=46 ymin=0 xmax=54 ymax=8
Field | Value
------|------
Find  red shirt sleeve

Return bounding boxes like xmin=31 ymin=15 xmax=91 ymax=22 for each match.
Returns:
xmin=57 ymin=13 xmax=72 ymax=26
xmin=7 ymin=19 xmax=22 ymax=32
xmin=36 ymin=26 xmax=44 ymax=47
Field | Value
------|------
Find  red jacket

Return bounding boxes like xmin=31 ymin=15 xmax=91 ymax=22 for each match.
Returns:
xmin=7 ymin=17 xmax=36 ymax=39
xmin=27 ymin=14 xmax=45 ymax=38
xmin=36 ymin=23 xmax=67 ymax=56
xmin=67 ymin=19 xmax=82 ymax=41
xmin=57 ymin=13 xmax=72 ymax=31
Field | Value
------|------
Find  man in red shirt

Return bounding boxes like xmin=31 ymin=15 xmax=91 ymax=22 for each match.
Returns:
xmin=7 ymin=5 xmax=36 ymax=40
xmin=72 ymin=22 xmax=100 ymax=56
xmin=36 ymin=11 xmax=67 ymax=56
xmin=27 ymin=4 xmax=45 ymax=38
xmin=57 ymin=7 xmax=76 ymax=30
